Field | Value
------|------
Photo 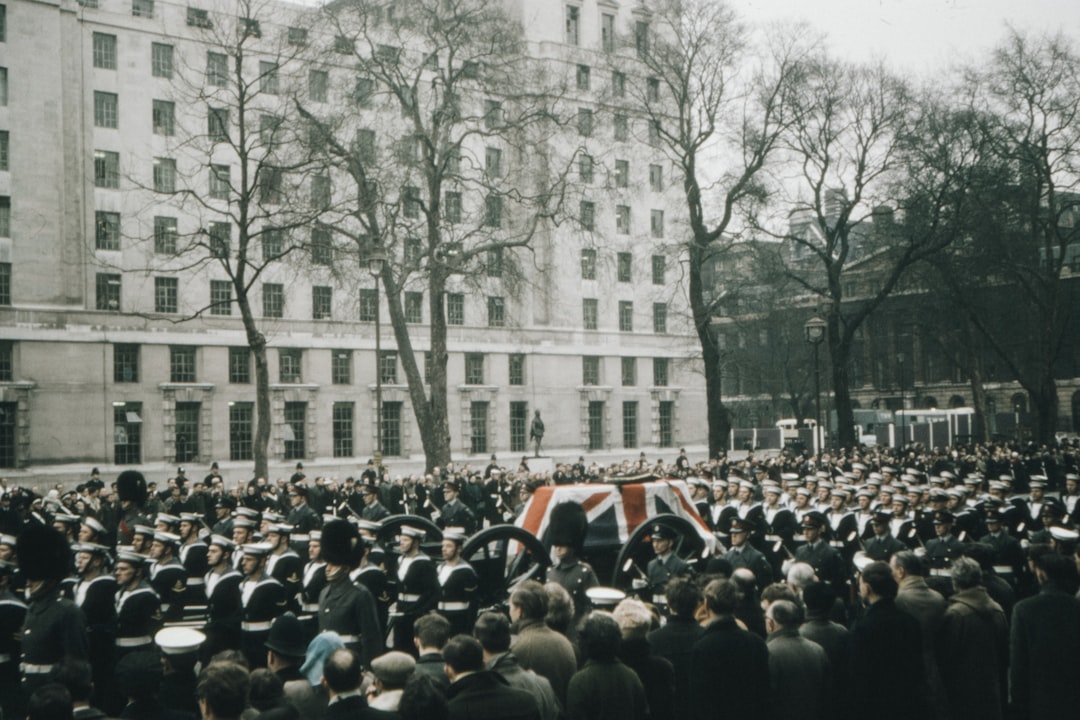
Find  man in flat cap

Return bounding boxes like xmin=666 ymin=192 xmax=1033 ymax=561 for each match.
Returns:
xmin=368 ymin=650 xmax=416 ymax=713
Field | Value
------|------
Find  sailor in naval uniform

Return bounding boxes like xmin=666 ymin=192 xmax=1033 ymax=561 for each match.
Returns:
xmin=437 ymin=530 xmax=478 ymax=636
xmin=391 ymin=526 xmax=439 ymax=654
xmin=238 ymin=542 xmax=287 ymax=668
xmin=202 ymin=534 xmax=243 ymax=663
xmin=113 ymin=549 xmax=162 ymax=660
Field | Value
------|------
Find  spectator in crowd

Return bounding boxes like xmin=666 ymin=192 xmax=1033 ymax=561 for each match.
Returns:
xmin=320 ymin=649 xmax=366 ymax=720
xmin=565 ymin=613 xmax=648 ymax=720
xmin=799 ymin=582 xmax=851 ymax=720
xmin=412 ymin=613 xmax=451 ymax=690
xmin=248 ymin=669 xmax=299 ymax=720
xmin=27 ymin=683 xmax=73 ymax=720
xmin=196 ymin=661 xmax=250 ymax=720
xmin=613 ymin=598 xmax=675 ymax=720
xmin=509 ymin=580 xmax=577 ymax=706
xmin=689 ymin=578 xmax=770 ymax=720
xmin=647 ymin=577 xmax=703 ymax=720
xmin=765 ymin=599 xmax=830 ymax=720
xmin=443 ymin=635 xmax=540 ymax=720
xmin=851 ymin=561 xmax=926 ymax=720
xmin=891 ymin=550 xmax=948 ymax=720
xmin=398 ymin=674 xmax=448 ymax=720
xmin=938 ymin=557 xmax=1008 ymax=720
xmin=367 ymin=651 xmax=416 ymax=715
xmin=474 ymin=612 xmax=560 ymax=720
xmin=1009 ymin=550 xmax=1080 ymax=719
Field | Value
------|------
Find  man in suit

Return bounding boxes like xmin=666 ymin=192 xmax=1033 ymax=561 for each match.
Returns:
xmin=445 ymin=635 xmax=540 ymax=720
xmin=851 ymin=561 xmax=926 ymax=720
xmin=689 ymin=578 xmax=770 ymax=720
xmin=1009 ymin=549 xmax=1080 ymax=719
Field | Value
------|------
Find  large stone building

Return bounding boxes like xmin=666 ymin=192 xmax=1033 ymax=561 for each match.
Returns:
xmin=0 ymin=0 xmax=706 ymax=474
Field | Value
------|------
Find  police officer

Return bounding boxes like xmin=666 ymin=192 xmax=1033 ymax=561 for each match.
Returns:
xmin=238 ymin=542 xmax=288 ymax=669
xmin=113 ymin=549 xmax=162 ymax=660
xmin=203 ymin=534 xmax=243 ymax=662
xmin=18 ymin=525 xmax=89 ymax=697
xmin=392 ymin=526 xmax=439 ymax=654
xmin=437 ymin=530 xmax=478 ymax=636
xmin=319 ymin=520 xmax=383 ymax=667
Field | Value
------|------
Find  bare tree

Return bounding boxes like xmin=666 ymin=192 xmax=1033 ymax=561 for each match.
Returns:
xmin=938 ymin=30 xmax=1080 ymax=443
xmin=303 ymin=0 xmax=565 ymax=469
xmin=132 ymin=0 xmax=321 ymax=477
xmin=762 ymin=57 xmax=965 ymax=448
xmin=631 ymin=0 xmax=812 ymax=458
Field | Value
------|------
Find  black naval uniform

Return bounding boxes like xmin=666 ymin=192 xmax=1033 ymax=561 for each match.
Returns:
xmin=352 ymin=563 xmax=391 ymax=636
xmin=149 ymin=558 xmax=188 ymax=623
xmin=437 ymin=560 xmax=479 ymax=636
xmin=299 ymin=560 xmax=327 ymax=640
xmin=21 ymin=584 xmax=89 ymax=696
xmin=267 ymin=549 xmax=304 ymax=612
xmin=0 ymin=591 xmax=27 ymax=719
xmin=318 ymin=569 xmax=383 ymax=668
xmin=73 ymin=574 xmax=117 ymax=706
xmin=114 ymin=580 xmax=161 ymax=658
xmin=179 ymin=540 xmax=209 ymax=624
xmin=203 ymin=567 xmax=243 ymax=661
xmin=240 ymin=575 xmax=288 ymax=668
xmin=392 ymin=553 xmax=440 ymax=653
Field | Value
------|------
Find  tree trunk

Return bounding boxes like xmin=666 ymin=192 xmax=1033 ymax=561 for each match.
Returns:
xmin=1032 ymin=374 xmax=1059 ymax=444
xmin=828 ymin=315 xmax=856 ymax=449
xmin=236 ymin=290 xmax=269 ymax=481
xmin=968 ymin=363 xmax=991 ymax=443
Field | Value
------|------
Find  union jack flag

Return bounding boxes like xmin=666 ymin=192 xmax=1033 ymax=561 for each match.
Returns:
xmin=516 ymin=479 xmax=715 ymax=553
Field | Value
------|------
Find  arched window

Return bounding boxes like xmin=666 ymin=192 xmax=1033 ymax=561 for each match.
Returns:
xmin=1072 ymin=391 xmax=1080 ymax=433
xmin=949 ymin=395 xmax=965 ymax=408
xmin=921 ymin=396 xmax=938 ymax=409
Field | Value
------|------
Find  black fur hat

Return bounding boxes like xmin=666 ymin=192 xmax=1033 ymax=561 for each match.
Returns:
xmin=548 ymin=501 xmax=588 ymax=553
xmin=321 ymin=519 xmax=361 ymax=567
xmin=17 ymin=524 xmax=71 ymax=581
xmin=117 ymin=470 xmax=149 ymax=506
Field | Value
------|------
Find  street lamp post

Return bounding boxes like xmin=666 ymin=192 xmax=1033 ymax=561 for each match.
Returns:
xmin=897 ymin=352 xmax=906 ymax=448
xmin=367 ymin=248 xmax=387 ymax=472
xmin=804 ymin=316 xmax=826 ymax=451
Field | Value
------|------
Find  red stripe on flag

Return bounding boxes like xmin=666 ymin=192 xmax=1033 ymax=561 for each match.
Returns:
xmin=581 ymin=491 xmax=613 ymax=514
xmin=667 ymin=482 xmax=713 ymax=533
xmin=622 ymin=484 xmax=648 ymax=532
xmin=520 ymin=486 xmax=554 ymax=536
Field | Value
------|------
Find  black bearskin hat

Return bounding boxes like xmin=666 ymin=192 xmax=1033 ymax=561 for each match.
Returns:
xmin=117 ymin=470 xmax=149 ymax=506
xmin=548 ymin=501 xmax=588 ymax=553
xmin=17 ymin=524 xmax=71 ymax=582
xmin=321 ymin=519 xmax=362 ymax=568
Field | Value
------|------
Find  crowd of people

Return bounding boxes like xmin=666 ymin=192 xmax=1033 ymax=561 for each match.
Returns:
xmin=0 ymin=437 xmax=1079 ymax=719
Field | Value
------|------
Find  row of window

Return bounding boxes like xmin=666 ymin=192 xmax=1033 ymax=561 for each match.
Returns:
xmin=564 ymin=5 xmax=650 ymax=59
xmin=583 ymin=299 xmax=667 ymax=333
xmin=95 ymin=273 xmax=510 ymax=326
xmin=578 ymin=155 xmax=664 ymax=191
xmin=571 ymin=63 xmax=661 ymax=101
xmin=581 ymin=249 xmax=667 ymax=284
xmin=579 ymin=202 xmax=664 ymax=237
xmin=106 ymin=343 xmax=672 ymax=389
xmin=576 ymin=107 xmax=661 ymax=144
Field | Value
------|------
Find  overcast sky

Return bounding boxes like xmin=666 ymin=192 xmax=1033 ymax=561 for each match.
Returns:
xmin=731 ymin=0 xmax=1080 ymax=76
